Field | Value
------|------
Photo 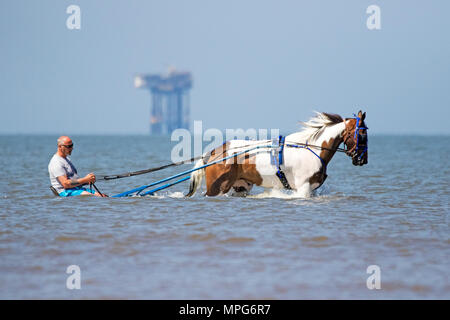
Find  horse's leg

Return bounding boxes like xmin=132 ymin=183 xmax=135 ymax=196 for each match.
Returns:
xmin=219 ymin=164 xmax=239 ymax=195
xmin=205 ymin=181 xmax=222 ymax=197
xmin=294 ymin=179 xmax=313 ymax=198
xmin=205 ymin=164 xmax=238 ymax=196
xmin=205 ymin=170 xmax=223 ymax=196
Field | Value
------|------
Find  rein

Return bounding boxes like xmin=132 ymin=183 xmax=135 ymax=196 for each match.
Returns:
xmin=98 ymin=140 xmax=272 ymax=181
xmin=284 ymin=140 xmax=348 ymax=154
xmin=98 ymin=140 xmax=348 ymax=181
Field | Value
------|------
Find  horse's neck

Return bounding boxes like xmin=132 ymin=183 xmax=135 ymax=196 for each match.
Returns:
xmin=286 ymin=122 xmax=346 ymax=165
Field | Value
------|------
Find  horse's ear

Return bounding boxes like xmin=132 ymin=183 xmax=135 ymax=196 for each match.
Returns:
xmin=357 ymin=110 xmax=363 ymax=118
xmin=362 ymin=112 xmax=366 ymax=120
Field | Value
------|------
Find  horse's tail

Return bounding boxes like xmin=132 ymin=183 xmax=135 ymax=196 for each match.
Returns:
xmin=185 ymin=158 xmax=205 ymax=197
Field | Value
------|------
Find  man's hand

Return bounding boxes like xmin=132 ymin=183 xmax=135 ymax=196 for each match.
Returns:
xmin=58 ymin=173 xmax=97 ymax=189
xmin=84 ymin=173 xmax=96 ymax=184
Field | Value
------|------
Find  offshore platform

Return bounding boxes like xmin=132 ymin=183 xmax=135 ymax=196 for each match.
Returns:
xmin=134 ymin=68 xmax=193 ymax=135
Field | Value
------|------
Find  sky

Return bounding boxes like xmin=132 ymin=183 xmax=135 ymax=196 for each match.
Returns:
xmin=0 ymin=0 xmax=449 ymax=135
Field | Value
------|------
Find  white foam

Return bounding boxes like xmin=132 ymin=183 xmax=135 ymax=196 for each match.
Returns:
xmin=167 ymin=192 xmax=185 ymax=198
xmin=248 ymin=188 xmax=309 ymax=199
xmin=142 ymin=186 xmax=329 ymax=200
xmin=248 ymin=184 xmax=331 ymax=200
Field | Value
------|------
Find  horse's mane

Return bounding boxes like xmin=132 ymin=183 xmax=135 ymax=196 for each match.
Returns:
xmin=294 ymin=112 xmax=344 ymax=143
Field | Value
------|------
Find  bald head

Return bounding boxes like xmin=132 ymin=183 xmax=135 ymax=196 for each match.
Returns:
xmin=57 ymin=136 xmax=72 ymax=146
xmin=57 ymin=136 xmax=74 ymax=157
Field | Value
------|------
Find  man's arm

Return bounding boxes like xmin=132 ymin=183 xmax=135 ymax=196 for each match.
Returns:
xmin=57 ymin=173 xmax=96 ymax=189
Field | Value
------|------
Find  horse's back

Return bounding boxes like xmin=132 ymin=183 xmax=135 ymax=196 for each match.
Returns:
xmin=227 ymin=139 xmax=271 ymax=154
xmin=228 ymin=140 xmax=285 ymax=188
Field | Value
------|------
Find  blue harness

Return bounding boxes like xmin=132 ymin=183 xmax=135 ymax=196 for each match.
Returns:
xmin=351 ymin=115 xmax=369 ymax=161
xmin=273 ymin=135 xmax=327 ymax=190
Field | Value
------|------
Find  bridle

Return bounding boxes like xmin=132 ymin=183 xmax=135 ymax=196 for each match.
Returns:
xmin=343 ymin=115 xmax=368 ymax=161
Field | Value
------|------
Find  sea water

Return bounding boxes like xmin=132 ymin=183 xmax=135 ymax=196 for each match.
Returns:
xmin=0 ymin=135 xmax=448 ymax=299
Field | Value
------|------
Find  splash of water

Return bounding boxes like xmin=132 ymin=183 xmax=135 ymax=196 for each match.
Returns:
xmin=248 ymin=184 xmax=330 ymax=200
xmin=168 ymin=192 xmax=185 ymax=198
xmin=248 ymin=188 xmax=308 ymax=199
xmin=142 ymin=185 xmax=330 ymax=200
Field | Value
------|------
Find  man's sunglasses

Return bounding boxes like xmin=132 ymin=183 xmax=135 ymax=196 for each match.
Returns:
xmin=62 ymin=144 xmax=73 ymax=148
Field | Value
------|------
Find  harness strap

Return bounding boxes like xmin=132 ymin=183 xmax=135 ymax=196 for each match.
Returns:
xmin=276 ymin=170 xmax=292 ymax=190
xmin=278 ymin=135 xmax=285 ymax=165
xmin=275 ymin=137 xmax=328 ymax=190
xmin=275 ymin=135 xmax=292 ymax=190
xmin=286 ymin=142 xmax=327 ymax=168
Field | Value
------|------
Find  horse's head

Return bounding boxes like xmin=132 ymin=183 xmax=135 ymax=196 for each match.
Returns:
xmin=343 ymin=110 xmax=368 ymax=166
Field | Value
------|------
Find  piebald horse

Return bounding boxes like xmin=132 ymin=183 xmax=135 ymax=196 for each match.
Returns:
xmin=186 ymin=111 xmax=368 ymax=197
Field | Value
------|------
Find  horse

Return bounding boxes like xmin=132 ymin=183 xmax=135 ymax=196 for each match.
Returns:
xmin=185 ymin=110 xmax=368 ymax=197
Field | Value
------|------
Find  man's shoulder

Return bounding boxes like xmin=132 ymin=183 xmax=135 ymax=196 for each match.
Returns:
xmin=48 ymin=154 xmax=65 ymax=168
xmin=49 ymin=153 xmax=61 ymax=163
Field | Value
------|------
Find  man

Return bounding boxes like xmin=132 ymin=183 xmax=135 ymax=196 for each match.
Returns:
xmin=48 ymin=136 xmax=106 ymax=197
